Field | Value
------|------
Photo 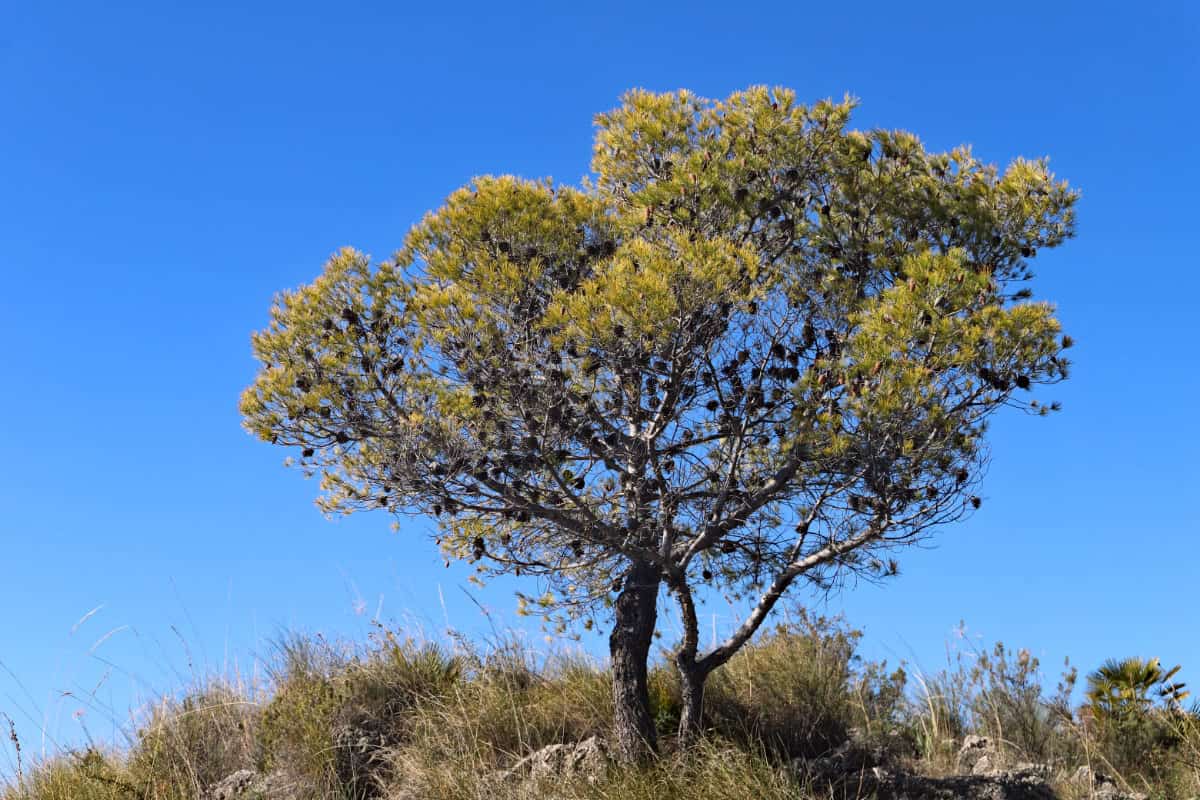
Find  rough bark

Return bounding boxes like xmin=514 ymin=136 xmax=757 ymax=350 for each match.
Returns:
xmin=671 ymin=577 xmax=707 ymax=748
xmin=676 ymin=659 xmax=709 ymax=747
xmin=609 ymin=558 xmax=660 ymax=763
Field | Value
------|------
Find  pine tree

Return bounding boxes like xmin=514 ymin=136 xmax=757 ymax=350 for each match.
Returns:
xmin=240 ymin=86 xmax=1077 ymax=761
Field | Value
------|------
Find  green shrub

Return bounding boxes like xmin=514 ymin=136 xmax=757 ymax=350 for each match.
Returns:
xmin=2 ymin=750 xmax=134 ymax=800
xmin=704 ymin=611 xmax=863 ymax=760
xmin=399 ymin=643 xmax=612 ymax=770
xmin=1075 ymin=706 xmax=1200 ymax=798
xmin=965 ymin=642 xmax=1078 ymax=765
xmin=125 ymin=681 xmax=259 ymax=800
xmin=257 ymin=629 xmax=463 ymax=798
xmin=256 ymin=634 xmax=344 ymax=795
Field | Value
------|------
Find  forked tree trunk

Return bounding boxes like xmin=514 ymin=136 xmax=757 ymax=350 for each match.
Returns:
xmin=609 ymin=558 xmax=660 ymax=763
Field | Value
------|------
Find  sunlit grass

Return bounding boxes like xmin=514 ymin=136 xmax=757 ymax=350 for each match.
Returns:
xmin=3 ymin=614 xmax=1198 ymax=800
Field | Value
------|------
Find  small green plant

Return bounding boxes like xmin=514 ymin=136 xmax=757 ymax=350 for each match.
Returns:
xmin=1071 ymin=658 xmax=1195 ymax=796
xmin=908 ymin=663 xmax=970 ymax=772
xmin=1086 ymin=657 xmax=1190 ymax=723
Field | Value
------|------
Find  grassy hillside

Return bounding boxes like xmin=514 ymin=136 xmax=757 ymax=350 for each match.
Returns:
xmin=3 ymin=613 xmax=1197 ymax=799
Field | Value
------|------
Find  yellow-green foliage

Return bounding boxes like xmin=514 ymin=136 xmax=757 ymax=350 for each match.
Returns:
xmin=1086 ymin=657 xmax=1190 ymax=724
xmin=240 ymin=84 xmax=1078 ymax=644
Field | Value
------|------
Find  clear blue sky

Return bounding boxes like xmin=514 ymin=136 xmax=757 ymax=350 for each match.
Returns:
xmin=2 ymin=0 xmax=1197 ymax=771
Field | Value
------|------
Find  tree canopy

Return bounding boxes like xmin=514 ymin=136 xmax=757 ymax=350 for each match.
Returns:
xmin=241 ymin=86 xmax=1077 ymax=759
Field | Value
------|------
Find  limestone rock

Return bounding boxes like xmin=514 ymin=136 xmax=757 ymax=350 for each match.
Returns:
xmin=332 ymin=719 xmax=392 ymax=797
xmin=793 ymin=736 xmax=1060 ymax=800
xmin=504 ymin=736 xmax=610 ymax=785
xmin=791 ymin=737 xmax=880 ymax=784
xmin=206 ymin=770 xmax=258 ymax=800
xmin=972 ymin=753 xmax=997 ymax=775
xmin=876 ymin=766 xmax=1057 ymax=800
xmin=204 ymin=769 xmax=293 ymax=800
xmin=958 ymin=735 xmax=998 ymax=773
xmin=1071 ymin=765 xmax=1148 ymax=800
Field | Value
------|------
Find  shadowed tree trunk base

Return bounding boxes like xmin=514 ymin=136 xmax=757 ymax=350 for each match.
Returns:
xmin=609 ymin=559 xmax=659 ymax=763
xmin=676 ymin=659 xmax=710 ymax=748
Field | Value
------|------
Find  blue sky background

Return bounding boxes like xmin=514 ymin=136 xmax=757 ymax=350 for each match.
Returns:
xmin=1 ymin=0 xmax=1197 ymax=772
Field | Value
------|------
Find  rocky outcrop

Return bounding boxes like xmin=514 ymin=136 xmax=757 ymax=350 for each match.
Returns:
xmin=792 ymin=734 xmax=1148 ymax=800
xmin=208 ymin=734 xmax=1150 ymax=800
xmin=1071 ymin=765 xmax=1148 ymax=800
xmin=205 ymin=738 xmax=609 ymax=800
xmin=501 ymin=735 xmax=610 ymax=784
xmin=872 ymin=765 xmax=1058 ymax=800
xmin=204 ymin=769 xmax=295 ymax=800
xmin=206 ymin=770 xmax=258 ymax=800
xmin=332 ymin=719 xmax=392 ymax=797
xmin=794 ymin=736 xmax=1054 ymax=800
xmin=958 ymin=734 xmax=998 ymax=774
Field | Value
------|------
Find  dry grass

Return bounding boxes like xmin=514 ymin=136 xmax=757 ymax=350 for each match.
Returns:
xmin=3 ymin=614 xmax=1198 ymax=800
xmin=126 ymin=680 xmax=260 ymax=800
xmin=703 ymin=610 xmax=906 ymax=761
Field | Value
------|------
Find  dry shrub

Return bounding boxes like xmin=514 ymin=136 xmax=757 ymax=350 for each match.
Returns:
xmin=395 ymin=640 xmax=612 ymax=772
xmin=126 ymin=681 xmax=259 ymax=800
xmin=2 ymin=750 xmax=133 ymax=800
xmin=258 ymin=628 xmax=462 ymax=798
xmin=389 ymin=739 xmax=800 ymax=800
xmin=704 ymin=611 xmax=880 ymax=760
xmin=6 ymin=618 xmax=1199 ymax=800
xmin=965 ymin=642 xmax=1078 ymax=765
xmin=907 ymin=638 xmax=1079 ymax=771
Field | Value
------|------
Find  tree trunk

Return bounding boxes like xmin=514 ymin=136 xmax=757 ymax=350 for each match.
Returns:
xmin=609 ymin=558 xmax=660 ymax=763
xmin=676 ymin=658 xmax=709 ymax=748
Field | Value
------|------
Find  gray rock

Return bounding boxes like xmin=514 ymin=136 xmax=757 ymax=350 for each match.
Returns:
xmin=205 ymin=769 xmax=300 ymax=800
xmin=793 ymin=733 xmax=1149 ymax=800
xmin=958 ymin=735 xmax=998 ymax=773
xmin=794 ymin=740 xmax=1060 ymax=800
xmin=332 ymin=719 xmax=392 ymax=797
xmin=205 ymin=770 xmax=300 ymax=800
xmin=206 ymin=770 xmax=258 ymax=800
xmin=876 ymin=767 xmax=1057 ymax=800
xmin=1070 ymin=764 xmax=1147 ymax=800
xmin=1014 ymin=762 xmax=1053 ymax=779
xmin=1094 ymin=784 xmax=1148 ymax=800
xmin=793 ymin=737 xmax=880 ymax=783
xmin=972 ymin=753 xmax=997 ymax=775
xmin=504 ymin=736 xmax=610 ymax=785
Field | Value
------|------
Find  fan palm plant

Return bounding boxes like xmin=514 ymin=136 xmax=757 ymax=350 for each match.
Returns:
xmin=1085 ymin=657 xmax=1190 ymax=723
